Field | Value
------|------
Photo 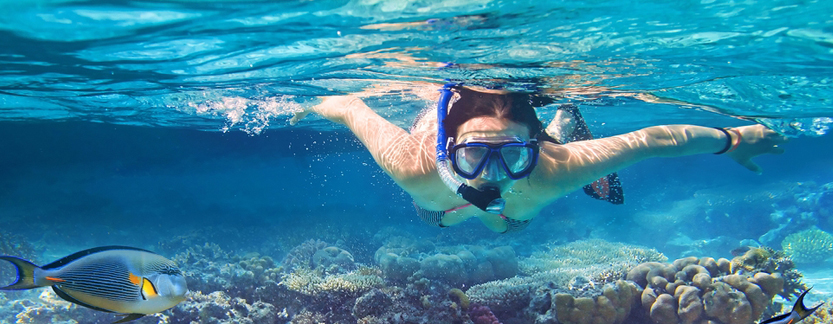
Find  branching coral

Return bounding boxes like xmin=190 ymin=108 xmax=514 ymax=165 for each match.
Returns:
xmin=782 ymin=228 xmax=833 ymax=264
xmin=171 ymin=242 xmax=283 ymax=299
xmin=171 ymin=290 xmax=286 ymax=324
xmin=521 ymin=239 xmax=667 ymax=275
xmin=281 ymin=266 xmax=384 ymax=297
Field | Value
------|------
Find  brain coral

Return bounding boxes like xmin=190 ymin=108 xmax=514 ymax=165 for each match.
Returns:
xmin=629 ymin=255 xmax=795 ymax=324
xmin=782 ymin=228 xmax=833 ymax=264
xmin=466 ymin=240 xmax=665 ymax=323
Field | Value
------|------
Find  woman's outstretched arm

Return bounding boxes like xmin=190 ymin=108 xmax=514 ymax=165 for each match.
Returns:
xmin=291 ymin=96 xmax=437 ymax=192
xmin=532 ymin=124 xmax=789 ymax=198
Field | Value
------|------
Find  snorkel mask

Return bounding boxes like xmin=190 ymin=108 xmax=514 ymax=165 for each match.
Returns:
xmin=437 ymin=83 xmax=536 ymax=214
xmin=449 ymin=136 xmax=539 ymax=181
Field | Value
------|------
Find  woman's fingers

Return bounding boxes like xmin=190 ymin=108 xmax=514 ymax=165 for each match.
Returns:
xmin=741 ymin=159 xmax=763 ymax=174
xmin=289 ymin=110 xmax=310 ymax=126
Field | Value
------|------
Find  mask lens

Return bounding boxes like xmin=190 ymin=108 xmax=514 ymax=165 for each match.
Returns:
xmin=455 ymin=146 xmax=490 ymax=176
xmin=500 ymin=145 xmax=532 ymax=174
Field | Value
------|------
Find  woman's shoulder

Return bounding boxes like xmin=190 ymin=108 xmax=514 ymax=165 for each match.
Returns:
xmin=410 ymin=107 xmax=438 ymax=134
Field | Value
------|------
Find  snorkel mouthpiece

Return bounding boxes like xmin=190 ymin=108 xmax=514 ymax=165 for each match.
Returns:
xmin=458 ymin=185 xmax=506 ymax=213
xmin=436 ymin=83 xmax=505 ymax=214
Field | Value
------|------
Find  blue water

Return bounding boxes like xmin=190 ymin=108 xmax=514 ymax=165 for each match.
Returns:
xmin=1 ymin=0 xmax=833 ymax=323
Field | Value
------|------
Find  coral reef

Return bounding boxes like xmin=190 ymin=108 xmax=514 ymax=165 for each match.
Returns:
xmin=0 ymin=234 xmax=815 ymax=324
xmin=758 ymin=181 xmax=833 ymax=247
xmin=171 ymin=242 xmax=282 ymax=299
xmin=466 ymin=240 xmax=665 ymax=323
xmin=313 ymin=246 xmax=357 ymax=272
xmin=280 ymin=266 xmax=384 ymax=298
xmin=374 ymin=237 xmax=518 ymax=287
xmin=0 ymin=289 xmax=165 ymax=324
xmin=633 ymin=181 xmax=833 ymax=256
xmin=281 ymin=239 xmax=357 ymax=275
xmin=448 ymin=288 xmax=470 ymax=310
xmin=758 ymin=207 xmax=818 ymax=247
xmin=468 ymin=304 xmax=502 ymax=324
xmin=729 ymin=247 xmax=804 ymax=299
xmin=170 ymin=290 xmax=287 ymax=324
xmin=522 ymin=239 xmax=667 ymax=286
xmin=352 ymin=288 xmax=392 ymax=319
xmin=281 ymin=239 xmax=330 ymax=272
xmin=548 ymin=280 xmax=640 ymax=324
xmin=629 ymin=252 xmax=804 ymax=324
xmin=0 ymin=230 xmax=38 ymax=288
xmin=803 ymin=301 xmax=833 ymax=324
xmin=165 ymin=241 xmax=306 ymax=323
xmin=781 ymin=227 xmax=833 ymax=265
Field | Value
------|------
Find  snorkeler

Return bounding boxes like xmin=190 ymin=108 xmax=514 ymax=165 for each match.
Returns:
xmin=291 ymin=84 xmax=788 ymax=233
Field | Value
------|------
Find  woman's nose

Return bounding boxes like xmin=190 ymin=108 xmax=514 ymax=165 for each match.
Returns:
xmin=480 ymin=159 xmax=505 ymax=181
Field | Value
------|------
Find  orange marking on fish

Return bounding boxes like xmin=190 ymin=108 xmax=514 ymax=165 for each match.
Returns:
xmin=45 ymin=276 xmax=65 ymax=282
xmin=128 ymin=272 xmax=141 ymax=285
xmin=592 ymin=177 xmax=610 ymax=199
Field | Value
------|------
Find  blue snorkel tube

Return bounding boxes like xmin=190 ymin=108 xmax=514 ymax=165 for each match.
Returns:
xmin=436 ymin=83 xmax=506 ymax=214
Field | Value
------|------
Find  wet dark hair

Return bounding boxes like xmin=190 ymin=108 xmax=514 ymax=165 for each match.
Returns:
xmin=442 ymin=85 xmax=559 ymax=143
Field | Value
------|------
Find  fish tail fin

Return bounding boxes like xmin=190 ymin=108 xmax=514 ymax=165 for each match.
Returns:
xmin=0 ymin=256 xmax=42 ymax=290
xmin=795 ymin=288 xmax=822 ymax=320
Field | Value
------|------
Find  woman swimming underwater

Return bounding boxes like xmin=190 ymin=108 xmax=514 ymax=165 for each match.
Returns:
xmin=291 ymin=84 xmax=788 ymax=233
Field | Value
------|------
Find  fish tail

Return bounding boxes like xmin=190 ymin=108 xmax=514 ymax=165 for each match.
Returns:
xmin=0 ymin=256 xmax=43 ymax=290
xmin=794 ymin=287 xmax=822 ymax=320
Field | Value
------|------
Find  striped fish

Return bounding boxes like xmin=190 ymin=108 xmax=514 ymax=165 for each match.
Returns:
xmin=759 ymin=288 xmax=822 ymax=324
xmin=0 ymin=246 xmax=187 ymax=323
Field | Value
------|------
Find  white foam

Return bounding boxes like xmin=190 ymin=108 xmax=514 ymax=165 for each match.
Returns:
xmin=190 ymin=95 xmax=302 ymax=135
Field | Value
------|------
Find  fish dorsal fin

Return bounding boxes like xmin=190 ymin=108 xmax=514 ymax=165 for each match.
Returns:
xmin=42 ymin=246 xmax=155 ymax=270
xmin=52 ymin=286 xmax=114 ymax=313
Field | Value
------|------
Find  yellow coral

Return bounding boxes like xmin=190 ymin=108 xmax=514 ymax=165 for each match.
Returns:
xmin=782 ymin=228 xmax=833 ymax=264
xmin=448 ymin=288 xmax=470 ymax=310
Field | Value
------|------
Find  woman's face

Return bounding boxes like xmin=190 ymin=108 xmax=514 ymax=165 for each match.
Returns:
xmin=455 ymin=116 xmax=531 ymax=192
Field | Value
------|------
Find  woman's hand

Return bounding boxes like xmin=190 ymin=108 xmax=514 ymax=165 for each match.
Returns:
xmin=726 ymin=124 xmax=789 ymax=174
xmin=289 ymin=95 xmax=364 ymax=126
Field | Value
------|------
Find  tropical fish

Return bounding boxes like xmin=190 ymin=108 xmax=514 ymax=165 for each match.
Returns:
xmin=731 ymin=246 xmax=754 ymax=257
xmin=759 ymin=288 xmax=823 ymax=324
xmin=0 ymin=246 xmax=188 ymax=323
